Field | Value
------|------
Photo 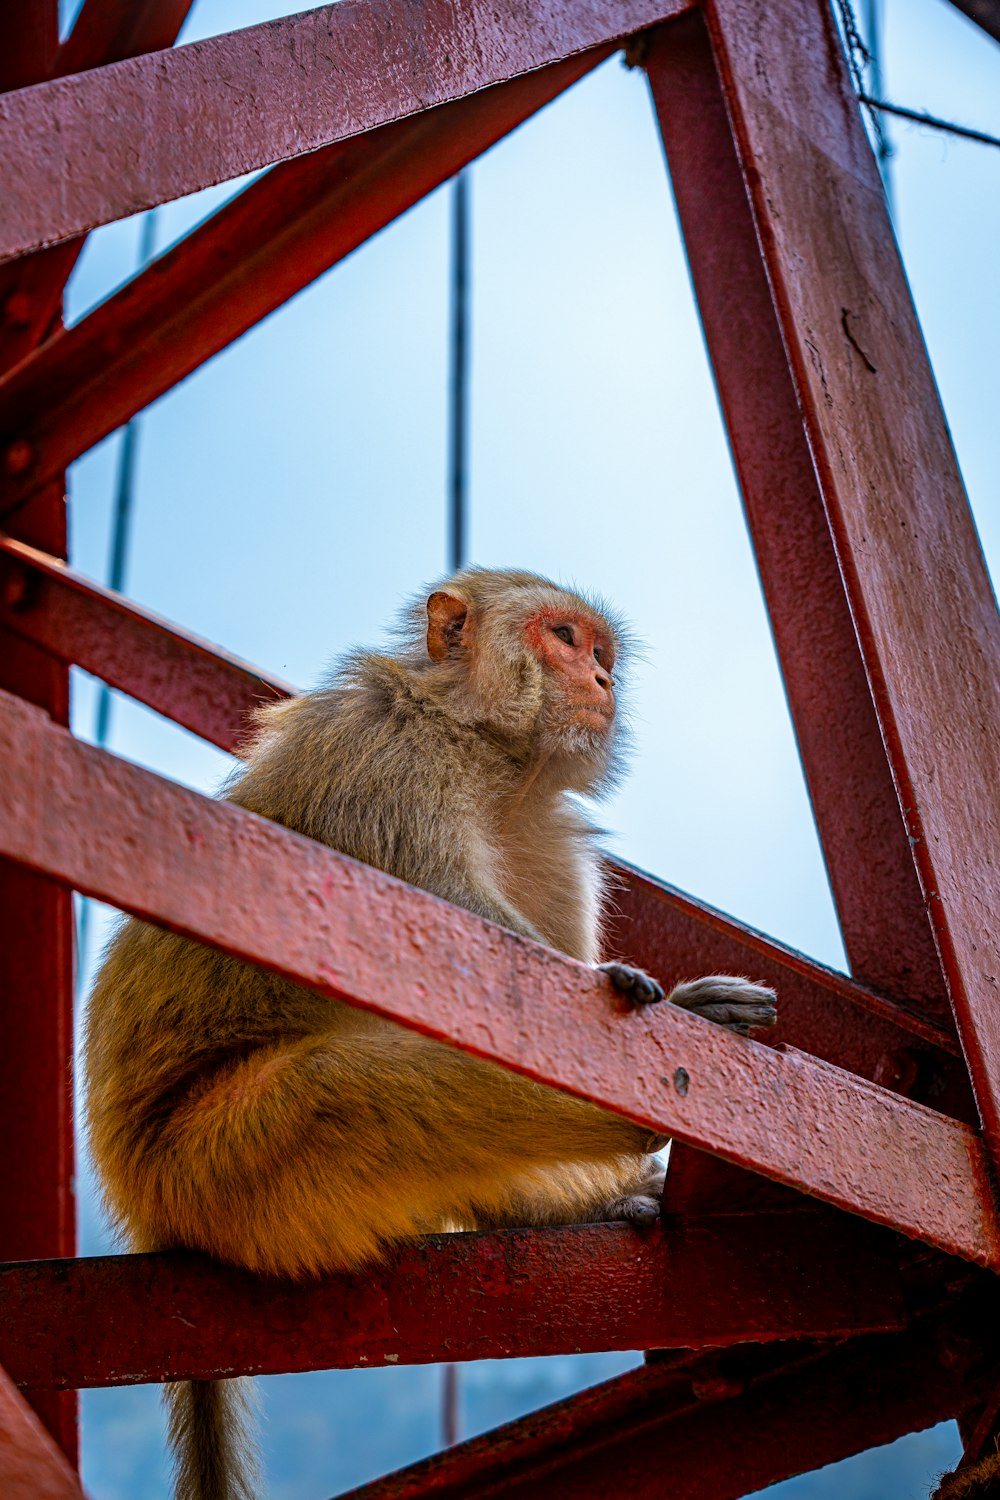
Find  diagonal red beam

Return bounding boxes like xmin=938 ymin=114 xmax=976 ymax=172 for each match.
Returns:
xmin=0 ymin=535 xmax=294 ymax=747
xmin=0 ymin=1210 xmax=903 ymax=1391
xmin=643 ymin=12 xmax=950 ymax=1023
xmin=0 ymin=535 xmax=971 ymax=1121
xmin=52 ymin=0 xmax=195 ymax=78
xmin=1 ymin=687 xmax=998 ymax=1267
xmin=946 ymin=0 xmax=1000 ymax=44
xmin=0 ymin=0 xmax=196 ymax=370
xmin=0 ymin=0 xmax=693 ymax=264
xmin=0 ymin=1364 xmax=88 ymax=1500
xmin=338 ymin=1296 xmax=997 ymax=1499
xmin=610 ymin=864 xmax=974 ymax=1120
xmin=0 ymin=49 xmax=607 ymax=502
xmin=698 ymin=0 xmax=1000 ymax=1166
xmin=0 ymin=3 xmax=58 ymax=92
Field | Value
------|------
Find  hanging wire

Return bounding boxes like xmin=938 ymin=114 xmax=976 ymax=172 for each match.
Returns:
xmin=838 ymin=0 xmax=1000 ymax=165
xmin=835 ymin=0 xmax=892 ymax=188
xmin=77 ymin=208 xmax=158 ymax=985
xmin=858 ymin=95 xmax=1000 ymax=151
xmin=447 ymin=171 xmax=470 ymax=576
xmin=862 ymin=0 xmax=894 ymax=212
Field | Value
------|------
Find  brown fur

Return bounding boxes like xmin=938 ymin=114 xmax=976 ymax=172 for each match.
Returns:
xmin=83 ymin=567 xmax=775 ymax=1499
xmin=932 ymin=1451 xmax=1000 ymax=1499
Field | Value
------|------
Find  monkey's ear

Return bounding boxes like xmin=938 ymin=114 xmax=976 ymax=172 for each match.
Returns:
xmin=426 ymin=591 xmax=469 ymax=662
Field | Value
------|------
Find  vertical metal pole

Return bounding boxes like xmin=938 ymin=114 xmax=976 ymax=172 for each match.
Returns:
xmin=0 ymin=0 xmax=77 ymax=1466
xmin=447 ymin=171 xmax=470 ymax=574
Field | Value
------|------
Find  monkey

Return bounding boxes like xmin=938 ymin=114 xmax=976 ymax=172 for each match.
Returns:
xmin=83 ymin=567 xmax=777 ymax=1500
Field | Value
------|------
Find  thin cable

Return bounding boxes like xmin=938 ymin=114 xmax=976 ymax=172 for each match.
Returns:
xmin=447 ymin=171 xmax=470 ymax=575
xmin=94 ymin=207 xmax=157 ymax=747
xmin=859 ymin=94 xmax=1000 ymax=150
xmin=834 ymin=0 xmax=891 ymax=175
xmin=862 ymin=0 xmax=894 ymax=213
xmin=78 ymin=208 xmax=158 ymax=983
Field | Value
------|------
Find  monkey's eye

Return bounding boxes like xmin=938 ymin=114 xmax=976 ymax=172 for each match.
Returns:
xmin=553 ymin=625 xmax=575 ymax=646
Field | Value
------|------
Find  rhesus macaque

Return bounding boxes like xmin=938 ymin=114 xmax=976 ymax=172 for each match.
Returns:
xmin=84 ymin=568 xmax=777 ymax=1500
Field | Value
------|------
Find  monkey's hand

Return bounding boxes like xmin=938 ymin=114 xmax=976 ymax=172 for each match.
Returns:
xmin=597 ymin=961 xmax=664 ymax=1006
xmin=668 ymin=975 xmax=777 ymax=1037
xmin=599 ymin=1160 xmax=667 ymax=1227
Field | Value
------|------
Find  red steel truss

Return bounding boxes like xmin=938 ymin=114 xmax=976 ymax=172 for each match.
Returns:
xmin=1 ymin=0 xmax=998 ymax=1494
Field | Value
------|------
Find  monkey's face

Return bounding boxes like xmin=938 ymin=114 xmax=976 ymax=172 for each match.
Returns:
xmin=423 ymin=578 xmax=624 ymax=786
xmin=523 ymin=608 xmax=617 ymax=738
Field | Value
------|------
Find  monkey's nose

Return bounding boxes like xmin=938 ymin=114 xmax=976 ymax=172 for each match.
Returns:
xmin=594 ymin=668 xmax=613 ymax=692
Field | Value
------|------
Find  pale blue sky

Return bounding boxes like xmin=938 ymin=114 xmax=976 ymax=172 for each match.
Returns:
xmin=58 ymin=0 xmax=999 ymax=1494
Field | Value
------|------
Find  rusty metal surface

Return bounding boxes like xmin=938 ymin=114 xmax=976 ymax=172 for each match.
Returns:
xmin=0 ymin=33 xmax=78 ymax=1425
xmin=0 ymin=0 xmax=195 ymax=371
xmin=0 ymin=52 xmax=605 ymax=500
xmin=53 ymin=0 xmax=195 ymax=77
xmin=644 ymin=16 xmax=950 ymax=1023
xmin=0 ymin=1365 xmax=87 ymax=1500
xmin=611 ymin=863 xmax=974 ymax=1122
xmin=0 ymin=3 xmax=58 ymax=92
xmin=959 ymin=1376 xmax=1000 ymax=1466
xmin=338 ymin=1297 xmax=996 ymax=1499
xmin=0 ymin=1211 xmax=904 ymax=1391
xmin=704 ymin=0 xmax=1000 ymax=1166
xmin=0 ymin=0 xmax=693 ymax=263
xmin=1 ymin=688 xmax=998 ymax=1267
xmin=0 ymin=535 xmax=969 ymax=1115
xmin=0 ymin=535 xmax=294 ymax=749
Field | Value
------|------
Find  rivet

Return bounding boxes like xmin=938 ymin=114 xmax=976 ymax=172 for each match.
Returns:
xmin=3 ymin=291 xmax=32 ymax=328
xmin=4 ymin=439 xmax=34 ymax=476
xmin=1 ymin=568 xmax=30 ymax=609
xmin=673 ymin=1067 xmax=690 ymax=1097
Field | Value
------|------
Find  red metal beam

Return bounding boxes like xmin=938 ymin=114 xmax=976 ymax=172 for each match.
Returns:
xmin=697 ymin=0 xmax=1000 ymax=1166
xmin=0 ymin=535 xmax=294 ymax=748
xmin=53 ymin=0 xmax=195 ymax=78
xmin=0 ymin=0 xmax=77 ymax=1419
xmin=0 ymin=51 xmax=607 ymax=502
xmin=0 ymin=535 xmax=972 ymax=1121
xmin=643 ymin=15 xmax=949 ymax=1023
xmin=0 ymin=3 xmax=58 ymax=92
xmin=0 ymin=0 xmax=693 ymax=264
xmin=0 ymin=1210 xmax=903 ymax=1391
xmin=0 ymin=508 xmax=76 ymax=1469
xmin=0 ymin=1365 xmax=88 ymax=1500
xmin=0 ymin=0 xmax=196 ymax=370
xmin=1 ymin=688 xmax=997 ymax=1266
xmin=338 ymin=1297 xmax=996 ymax=1499
xmin=0 ymin=7 xmax=76 ymax=1471
xmin=611 ymin=863 xmax=974 ymax=1121
xmin=946 ymin=0 xmax=1000 ymax=44
xmin=959 ymin=1375 xmax=1000 ymax=1466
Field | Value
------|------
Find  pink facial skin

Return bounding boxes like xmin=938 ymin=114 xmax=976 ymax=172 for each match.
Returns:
xmin=524 ymin=608 xmax=616 ymax=727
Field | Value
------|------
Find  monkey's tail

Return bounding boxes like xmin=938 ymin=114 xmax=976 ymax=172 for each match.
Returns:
xmin=165 ymin=1377 xmax=261 ymax=1500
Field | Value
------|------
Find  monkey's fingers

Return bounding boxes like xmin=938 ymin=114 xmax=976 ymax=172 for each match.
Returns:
xmin=668 ymin=976 xmax=778 ymax=1035
xmin=597 ymin=961 xmax=665 ymax=1006
xmin=599 ymin=1193 xmax=662 ymax=1227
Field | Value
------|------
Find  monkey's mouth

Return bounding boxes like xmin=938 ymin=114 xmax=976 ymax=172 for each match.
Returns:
xmin=568 ymin=702 xmax=614 ymax=723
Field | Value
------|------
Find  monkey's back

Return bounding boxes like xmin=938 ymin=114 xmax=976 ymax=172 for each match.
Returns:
xmin=83 ymin=652 xmax=610 ymax=1261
